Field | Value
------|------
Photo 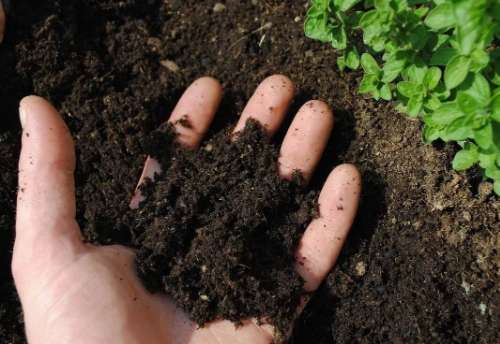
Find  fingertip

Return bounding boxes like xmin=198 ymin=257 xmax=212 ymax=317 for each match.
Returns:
xmin=278 ymin=100 xmax=334 ymax=184
xmin=266 ymin=74 xmax=295 ymax=93
xmin=302 ymin=100 xmax=334 ymax=126
xmin=190 ymin=76 xmax=223 ymax=101
xmin=330 ymin=164 xmax=362 ymax=193
xmin=20 ymin=96 xmax=61 ymax=120
xmin=234 ymin=74 xmax=295 ymax=137
xmin=169 ymin=76 xmax=222 ymax=148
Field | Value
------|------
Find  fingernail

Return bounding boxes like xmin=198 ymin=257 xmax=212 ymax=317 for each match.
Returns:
xmin=19 ymin=106 xmax=27 ymax=128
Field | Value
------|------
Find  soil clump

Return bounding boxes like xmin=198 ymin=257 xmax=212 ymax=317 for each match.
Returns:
xmin=119 ymin=120 xmax=317 ymax=338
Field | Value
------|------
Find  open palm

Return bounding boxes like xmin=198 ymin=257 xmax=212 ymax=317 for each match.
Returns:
xmin=13 ymin=76 xmax=361 ymax=344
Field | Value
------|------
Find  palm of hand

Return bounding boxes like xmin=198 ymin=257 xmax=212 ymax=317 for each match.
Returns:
xmin=25 ymin=243 xmax=275 ymax=344
xmin=14 ymin=76 xmax=360 ymax=344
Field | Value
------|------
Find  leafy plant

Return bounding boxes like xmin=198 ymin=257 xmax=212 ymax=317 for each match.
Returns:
xmin=305 ymin=0 xmax=500 ymax=195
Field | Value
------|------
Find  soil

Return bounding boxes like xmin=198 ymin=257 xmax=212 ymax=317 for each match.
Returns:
xmin=113 ymin=119 xmax=318 ymax=339
xmin=0 ymin=0 xmax=499 ymax=343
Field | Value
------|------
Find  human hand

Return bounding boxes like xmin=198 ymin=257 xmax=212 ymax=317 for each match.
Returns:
xmin=0 ymin=0 xmax=5 ymax=43
xmin=13 ymin=75 xmax=361 ymax=344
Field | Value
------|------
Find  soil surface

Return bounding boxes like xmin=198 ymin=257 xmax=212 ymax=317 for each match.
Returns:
xmin=0 ymin=0 xmax=499 ymax=343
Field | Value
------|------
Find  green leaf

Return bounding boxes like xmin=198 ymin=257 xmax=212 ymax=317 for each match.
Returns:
xmin=407 ymin=57 xmax=428 ymax=84
xmin=444 ymin=55 xmax=472 ymax=89
xmin=414 ymin=7 xmax=429 ymax=19
xmin=397 ymin=82 xmax=417 ymax=98
xmin=423 ymin=125 xmax=441 ymax=144
xmin=345 ymin=45 xmax=360 ymax=69
xmin=485 ymin=166 xmax=500 ymax=180
xmin=457 ymin=91 xmax=482 ymax=116
xmin=407 ymin=97 xmax=423 ymax=117
xmin=494 ymin=181 xmax=500 ymax=196
xmin=474 ymin=122 xmax=493 ymax=149
xmin=381 ymin=58 xmax=406 ymax=83
xmin=361 ymin=53 xmax=380 ymax=74
xmin=307 ymin=4 xmax=326 ymax=18
xmin=336 ymin=11 xmax=350 ymax=25
xmin=311 ymin=0 xmax=329 ymax=5
xmin=426 ymin=34 xmax=450 ymax=52
xmin=431 ymin=102 xmax=464 ymax=125
xmin=424 ymin=94 xmax=442 ymax=111
xmin=337 ymin=56 xmax=346 ymax=72
xmin=378 ymin=83 xmax=392 ymax=100
xmin=425 ymin=3 xmax=455 ymax=30
xmin=413 ymin=84 xmax=425 ymax=101
xmin=459 ymin=73 xmax=491 ymax=105
xmin=470 ymin=49 xmax=490 ymax=72
xmin=331 ymin=27 xmax=348 ymax=49
xmin=365 ymin=0 xmax=374 ymax=8
xmin=423 ymin=67 xmax=442 ymax=90
xmin=490 ymin=94 xmax=500 ymax=122
xmin=374 ymin=0 xmax=390 ymax=10
xmin=339 ymin=0 xmax=363 ymax=11
xmin=452 ymin=142 xmax=478 ymax=170
xmin=304 ymin=16 xmax=332 ymax=42
xmin=454 ymin=0 xmax=488 ymax=56
xmin=391 ymin=0 xmax=407 ymax=12
xmin=430 ymin=47 xmax=457 ymax=66
xmin=409 ymin=24 xmax=429 ymax=51
xmin=492 ymin=121 xmax=500 ymax=151
xmin=477 ymin=148 xmax=497 ymax=169
xmin=433 ymin=82 xmax=451 ymax=101
xmin=359 ymin=10 xmax=379 ymax=28
xmin=446 ymin=116 xmax=473 ymax=140
xmin=360 ymin=73 xmax=379 ymax=93
xmin=349 ymin=11 xmax=365 ymax=28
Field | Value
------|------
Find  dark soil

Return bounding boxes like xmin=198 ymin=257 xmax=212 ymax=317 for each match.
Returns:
xmin=0 ymin=0 xmax=499 ymax=343
xmin=114 ymin=120 xmax=318 ymax=339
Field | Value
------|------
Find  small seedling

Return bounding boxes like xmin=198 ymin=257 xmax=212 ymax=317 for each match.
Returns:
xmin=305 ymin=0 xmax=500 ymax=195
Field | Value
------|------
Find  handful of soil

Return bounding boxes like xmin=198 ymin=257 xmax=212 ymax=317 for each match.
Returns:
xmin=119 ymin=119 xmax=319 ymax=339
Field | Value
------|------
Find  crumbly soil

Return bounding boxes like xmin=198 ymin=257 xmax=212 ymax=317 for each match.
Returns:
xmin=119 ymin=119 xmax=318 ymax=339
xmin=0 ymin=0 xmax=499 ymax=343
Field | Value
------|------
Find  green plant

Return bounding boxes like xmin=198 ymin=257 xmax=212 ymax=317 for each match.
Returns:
xmin=305 ymin=0 xmax=500 ymax=195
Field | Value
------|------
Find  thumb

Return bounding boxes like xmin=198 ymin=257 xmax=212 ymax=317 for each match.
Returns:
xmin=0 ymin=0 xmax=5 ymax=44
xmin=13 ymin=96 xmax=83 ymax=288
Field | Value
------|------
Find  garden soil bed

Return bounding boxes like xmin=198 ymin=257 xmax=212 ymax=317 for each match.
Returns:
xmin=0 ymin=0 xmax=499 ymax=343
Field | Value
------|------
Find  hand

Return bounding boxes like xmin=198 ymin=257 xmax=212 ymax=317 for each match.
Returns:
xmin=0 ymin=0 xmax=5 ymax=43
xmin=13 ymin=75 xmax=361 ymax=344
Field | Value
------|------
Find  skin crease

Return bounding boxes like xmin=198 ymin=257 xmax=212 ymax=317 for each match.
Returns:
xmin=8 ymin=10 xmax=361 ymax=339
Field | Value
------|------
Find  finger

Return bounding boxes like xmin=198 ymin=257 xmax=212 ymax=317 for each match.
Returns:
xmin=130 ymin=156 xmax=161 ymax=209
xmin=233 ymin=75 xmax=294 ymax=140
xmin=278 ymin=101 xmax=333 ymax=185
xmin=168 ymin=77 xmax=222 ymax=148
xmin=0 ymin=0 xmax=5 ymax=44
xmin=295 ymin=164 xmax=361 ymax=292
xmin=15 ymin=96 xmax=82 ymax=259
xmin=130 ymin=78 xmax=221 ymax=208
